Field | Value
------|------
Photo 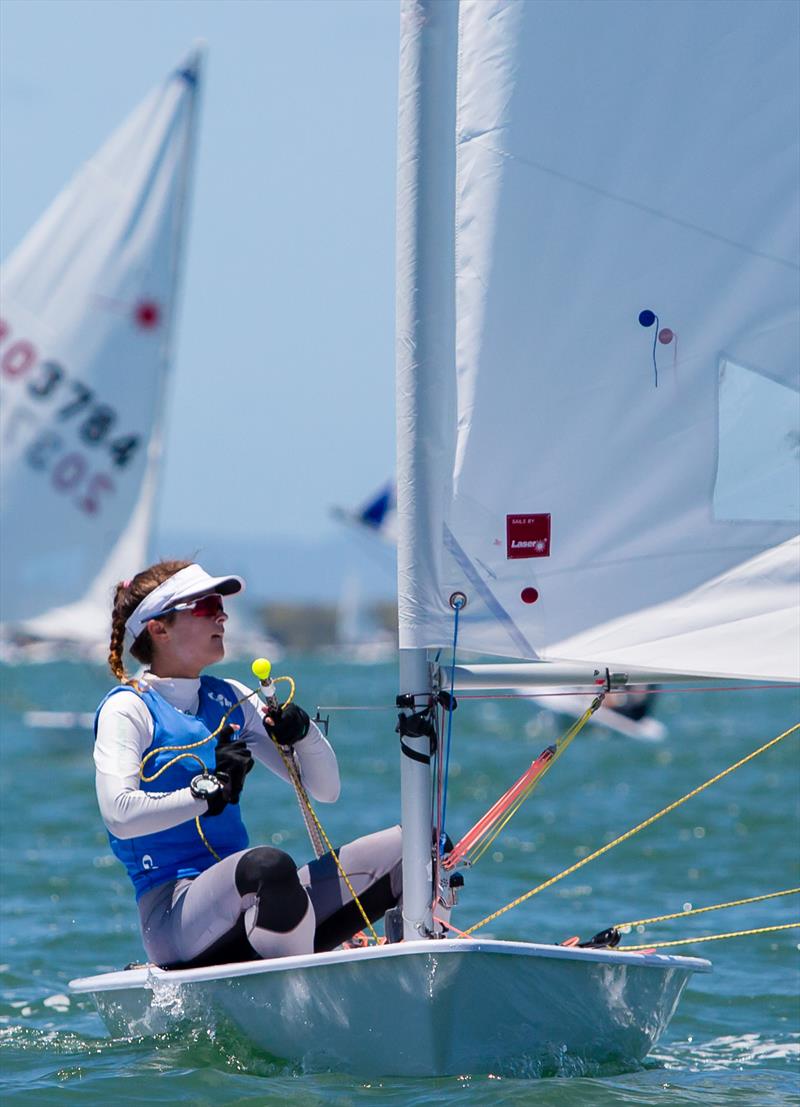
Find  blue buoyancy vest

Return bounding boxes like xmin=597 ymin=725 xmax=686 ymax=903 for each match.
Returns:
xmin=95 ymin=676 xmax=249 ymax=899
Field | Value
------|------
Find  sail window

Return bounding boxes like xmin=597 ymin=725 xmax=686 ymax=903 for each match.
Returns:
xmin=713 ymin=357 xmax=799 ymax=523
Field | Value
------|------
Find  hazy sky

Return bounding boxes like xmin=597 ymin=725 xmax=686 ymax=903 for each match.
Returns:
xmin=0 ymin=0 xmax=399 ymax=543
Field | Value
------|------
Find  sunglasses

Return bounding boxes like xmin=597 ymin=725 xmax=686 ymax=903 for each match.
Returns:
xmin=153 ymin=593 xmax=225 ymax=620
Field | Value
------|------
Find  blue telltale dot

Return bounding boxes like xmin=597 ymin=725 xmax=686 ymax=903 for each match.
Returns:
xmin=638 ymin=310 xmax=656 ymax=328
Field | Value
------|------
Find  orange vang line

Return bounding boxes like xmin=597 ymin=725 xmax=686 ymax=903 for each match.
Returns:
xmin=444 ymin=749 xmax=555 ymax=869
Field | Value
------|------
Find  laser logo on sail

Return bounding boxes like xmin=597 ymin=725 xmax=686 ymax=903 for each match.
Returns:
xmin=506 ymin=514 xmax=551 ymax=559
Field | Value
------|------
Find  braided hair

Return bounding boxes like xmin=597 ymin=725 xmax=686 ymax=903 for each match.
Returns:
xmin=108 ymin=559 xmax=192 ymax=683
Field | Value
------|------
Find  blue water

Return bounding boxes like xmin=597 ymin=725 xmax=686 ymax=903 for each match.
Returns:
xmin=1 ymin=657 xmax=798 ymax=1104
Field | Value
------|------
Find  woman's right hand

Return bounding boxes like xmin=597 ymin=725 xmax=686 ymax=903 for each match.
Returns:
xmin=207 ymin=725 xmax=254 ymax=815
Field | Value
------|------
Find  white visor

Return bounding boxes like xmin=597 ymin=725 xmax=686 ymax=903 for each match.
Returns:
xmin=124 ymin=564 xmax=245 ymax=648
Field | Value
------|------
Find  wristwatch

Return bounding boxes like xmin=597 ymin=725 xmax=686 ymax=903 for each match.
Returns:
xmin=190 ymin=772 xmax=222 ymax=801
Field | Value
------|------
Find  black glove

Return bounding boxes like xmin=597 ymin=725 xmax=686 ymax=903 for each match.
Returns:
xmin=206 ymin=725 xmax=254 ymax=816
xmin=263 ymin=703 xmax=310 ymax=747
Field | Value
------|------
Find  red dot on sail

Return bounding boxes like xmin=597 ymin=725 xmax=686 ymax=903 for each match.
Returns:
xmin=658 ymin=328 xmax=674 ymax=344
xmin=520 ymin=587 xmax=539 ymax=604
xmin=135 ymin=300 xmax=161 ymax=329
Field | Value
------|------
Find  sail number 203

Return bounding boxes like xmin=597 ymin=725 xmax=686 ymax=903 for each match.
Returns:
xmin=0 ymin=318 xmax=142 ymax=515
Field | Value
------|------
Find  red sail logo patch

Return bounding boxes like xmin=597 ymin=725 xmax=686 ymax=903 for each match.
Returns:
xmin=506 ymin=514 xmax=551 ymax=559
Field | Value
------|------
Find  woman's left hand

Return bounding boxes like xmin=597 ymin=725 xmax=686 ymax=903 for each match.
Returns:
xmin=263 ymin=703 xmax=311 ymax=746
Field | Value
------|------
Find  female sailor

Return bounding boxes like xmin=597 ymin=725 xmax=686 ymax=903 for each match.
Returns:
xmin=95 ymin=559 xmax=402 ymax=968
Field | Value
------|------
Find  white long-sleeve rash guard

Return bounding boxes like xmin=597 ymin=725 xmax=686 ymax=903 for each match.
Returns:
xmin=94 ymin=672 xmax=340 ymax=840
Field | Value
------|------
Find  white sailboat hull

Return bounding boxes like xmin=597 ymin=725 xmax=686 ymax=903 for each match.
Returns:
xmin=70 ymin=939 xmax=709 ymax=1077
xmin=529 ymin=693 xmax=668 ymax=743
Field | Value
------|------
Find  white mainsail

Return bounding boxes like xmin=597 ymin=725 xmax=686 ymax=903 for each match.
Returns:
xmin=396 ymin=0 xmax=799 ymax=681
xmin=0 ymin=51 xmax=202 ymax=645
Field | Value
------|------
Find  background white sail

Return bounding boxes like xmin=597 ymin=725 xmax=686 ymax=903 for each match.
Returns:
xmin=396 ymin=0 xmax=799 ymax=680
xmin=0 ymin=51 xmax=202 ymax=644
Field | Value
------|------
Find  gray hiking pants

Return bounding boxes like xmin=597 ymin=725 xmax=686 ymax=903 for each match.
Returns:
xmin=137 ymin=825 xmax=402 ymax=967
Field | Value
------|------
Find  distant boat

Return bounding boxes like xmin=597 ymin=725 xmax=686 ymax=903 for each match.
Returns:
xmin=0 ymin=52 xmax=203 ymax=660
xmin=331 ymin=480 xmax=397 ymax=545
xmin=527 ymin=687 xmax=667 ymax=743
xmin=329 ymin=483 xmax=397 ymax=661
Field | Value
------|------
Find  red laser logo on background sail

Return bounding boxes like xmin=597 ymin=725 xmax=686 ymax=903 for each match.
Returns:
xmin=506 ymin=514 xmax=551 ymax=559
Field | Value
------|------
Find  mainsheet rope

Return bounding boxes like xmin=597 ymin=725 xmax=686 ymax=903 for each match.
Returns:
xmin=268 ymin=740 xmax=380 ymax=943
xmin=463 ymin=721 xmax=800 ymax=936
xmin=139 ymin=682 xmax=274 ymax=862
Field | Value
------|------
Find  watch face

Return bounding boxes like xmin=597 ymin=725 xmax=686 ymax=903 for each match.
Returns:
xmin=193 ymin=774 xmax=220 ymax=797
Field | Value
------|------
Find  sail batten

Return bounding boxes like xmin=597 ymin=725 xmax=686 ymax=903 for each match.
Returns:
xmin=396 ymin=0 xmax=800 ymax=682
